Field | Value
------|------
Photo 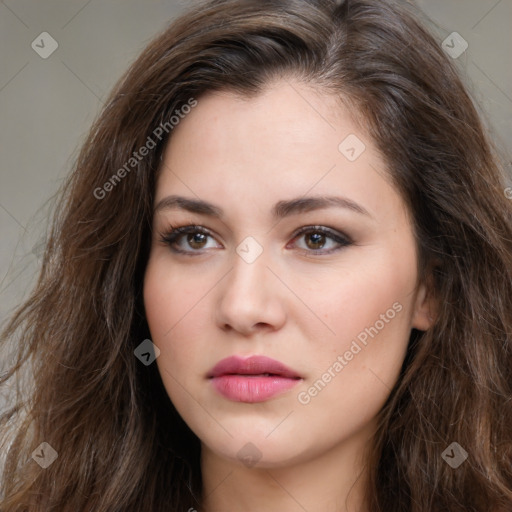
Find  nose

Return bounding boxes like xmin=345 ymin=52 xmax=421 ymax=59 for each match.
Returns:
xmin=214 ymin=248 xmax=287 ymax=336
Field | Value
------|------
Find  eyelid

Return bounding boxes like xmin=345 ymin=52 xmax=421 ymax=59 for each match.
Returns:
xmin=289 ymin=225 xmax=352 ymax=242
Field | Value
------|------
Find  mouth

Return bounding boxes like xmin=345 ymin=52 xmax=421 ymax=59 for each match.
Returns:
xmin=207 ymin=355 xmax=302 ymax=403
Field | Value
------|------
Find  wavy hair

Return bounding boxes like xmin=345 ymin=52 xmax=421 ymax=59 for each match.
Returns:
xmin=1 ymin=0 xmax=511 ymax=510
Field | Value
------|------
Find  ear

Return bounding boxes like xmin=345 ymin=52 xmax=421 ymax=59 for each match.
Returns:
xmin=411 ymin=279 xmax=437 ymax=331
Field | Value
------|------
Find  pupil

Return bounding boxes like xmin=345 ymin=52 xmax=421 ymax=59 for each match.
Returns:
xmin=307 ymin=232 xmax=325 ymax=249
xmin=188 ymin=233 xmax=206 ymax=248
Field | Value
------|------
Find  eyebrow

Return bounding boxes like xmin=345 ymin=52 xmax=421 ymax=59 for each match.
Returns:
xmin=154 ymin=194 xmax=372 ymax=219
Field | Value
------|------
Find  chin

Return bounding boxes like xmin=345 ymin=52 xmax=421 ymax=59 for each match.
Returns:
xmin=218 ymin=442 xmax=304 ymax=469
xmin=200 ymin=424 xmax=315 ymax=470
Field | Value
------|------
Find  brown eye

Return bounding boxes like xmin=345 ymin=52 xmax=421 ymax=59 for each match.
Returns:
xmin=290 ymin=226 xmax=352 ymax=254
xmin=187 ymin=232 xmax=208 ymax=249
xmin=305 ymin=232 xmax=327 ymax=250
xmin=160 ymin=225 xmax=221 ymax=254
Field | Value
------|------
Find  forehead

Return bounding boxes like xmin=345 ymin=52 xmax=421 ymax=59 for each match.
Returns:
xmin=164 ymin=82 xmax=356 ymax=163
xmin=155 ymin=80 xmax=403 ymax=224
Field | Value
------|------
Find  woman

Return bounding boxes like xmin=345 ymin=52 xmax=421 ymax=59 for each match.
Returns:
xmin=1 ymin=0 xmax=511 ymax=510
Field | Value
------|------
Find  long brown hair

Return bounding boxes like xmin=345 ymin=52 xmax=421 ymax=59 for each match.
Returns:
xmin=1 ymin=0 xmax=511 ymax=510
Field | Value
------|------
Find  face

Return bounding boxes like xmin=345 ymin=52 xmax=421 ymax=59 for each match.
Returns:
xmin=143 ymin=79 xmax=433 ymax=469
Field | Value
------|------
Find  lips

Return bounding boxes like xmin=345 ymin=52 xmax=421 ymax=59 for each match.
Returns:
xmin=208 ymin=355 xmax=302 ymax=403
xmin=208 ymin=355 xmax=301 ymax=379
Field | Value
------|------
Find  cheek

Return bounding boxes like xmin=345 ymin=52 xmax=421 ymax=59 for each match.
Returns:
xmin=290 ymin=273 xmax=415 ymax=448
xmin=143 ymin=255 xmax=213 ymax=383
xmin=314 ymin=252 xmax=415 ymax=337
xmin=305 ymin=248 xmax=417 ymax=387
xmin=143 ymin=255 xmax=211 ymax=339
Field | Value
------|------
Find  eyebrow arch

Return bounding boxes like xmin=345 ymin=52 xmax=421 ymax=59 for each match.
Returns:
xmin=154 ymin=194 xmax=372 ymax=219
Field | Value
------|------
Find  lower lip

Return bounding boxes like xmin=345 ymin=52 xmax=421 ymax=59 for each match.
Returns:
xmin=210 ymin=375 xmax=301 ymax=403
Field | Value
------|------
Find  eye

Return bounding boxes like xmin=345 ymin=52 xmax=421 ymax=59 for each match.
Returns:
xmin=159 ymin=224 xmax=352 ymax=256
xmin=288 ymin=226 xmax=352 ymax=254
xmin=159 ymin=225 xmax=221 ymax=254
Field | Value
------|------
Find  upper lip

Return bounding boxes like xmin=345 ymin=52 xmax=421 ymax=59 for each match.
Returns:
xmin=207 ymin=355 xmax=301 ymax=379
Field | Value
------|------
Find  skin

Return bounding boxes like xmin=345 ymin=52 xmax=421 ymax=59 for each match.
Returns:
xmin=143 ymin=79 xmax=435 ymax=512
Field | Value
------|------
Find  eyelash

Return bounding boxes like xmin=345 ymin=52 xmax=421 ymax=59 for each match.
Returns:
xmin=158 ymin=224 xmax=353 ymax=256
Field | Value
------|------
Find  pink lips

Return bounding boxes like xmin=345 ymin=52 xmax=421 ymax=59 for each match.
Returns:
xmin=208 ymin=355 xmax=302 ymax=403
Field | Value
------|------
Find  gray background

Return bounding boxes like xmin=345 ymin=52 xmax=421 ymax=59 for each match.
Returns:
xmin=1 ymin=0 xmax=511 ymax=335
